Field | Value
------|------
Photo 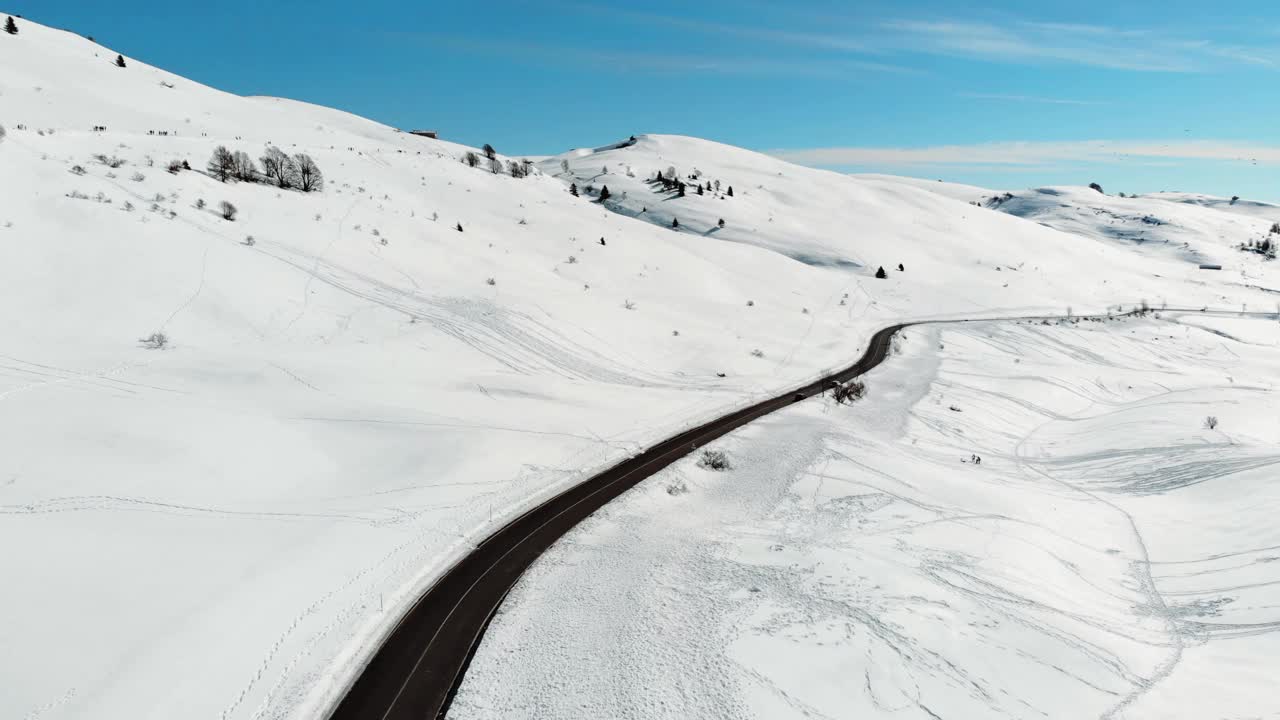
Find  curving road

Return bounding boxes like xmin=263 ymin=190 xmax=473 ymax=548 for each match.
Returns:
xmin=329 ymin=323 xmax=908 ymax=720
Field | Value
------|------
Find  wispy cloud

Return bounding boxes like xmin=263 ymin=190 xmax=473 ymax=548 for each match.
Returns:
xmin=387 ymin=32 xmax=918 ymax=77
xmin=880 ymin=20 xmax=1204 ymax=71
xmin=771 ymin=140 xmax=1280 ymax=168
xmin=580 ymin=7 xmax=876 ymax=54
xmin=958 ymin=92 xmax=1106 ymax=106
xmin=560 ymin=4 xmax=1279 ymax=74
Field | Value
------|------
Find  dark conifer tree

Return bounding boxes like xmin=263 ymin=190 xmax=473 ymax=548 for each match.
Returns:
xmin=726 ymin=186 xmax=734 ymax=197
xmin=671 ymin=218 xmax=680 ymax=228
xmin=456 ymin=222 xmax=464 ymax=232
xmin=4 ymin=16 xmax=18 ymax=34
xmin=115 ymin=54 xmax=127 ymax=67
xmin=599 ymin=185 xmax=611 ymax=201
xmin=569 ymin=183 xmax=579 ymax=197
xmin=875 ymin=266 xmax=887 ymax=279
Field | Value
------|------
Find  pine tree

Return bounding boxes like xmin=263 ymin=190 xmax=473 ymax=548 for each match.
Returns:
xmin=718 ymin=219 xmax=725 ymax=228
xmin=875 ymin=266 xmax=887 ymax=279
xmin=456 ymin=222 xmax=464 ymax=232
xmin=671 ymin=218 xmax=679 ymax=228
xmin=599 ymin=185 xmax=611 ymax=202
xmin=4 ymin=16 xmax=18 ymax=35
xmin=726 ymin=186 xmax=734 ymax=197
xmin=115 ymin=54 xmax=127 ymax=68
xmin=677 ymin=182 xmax=685 ymax=197
xmin=569 ymin=183 xmax=579 ymax=197
xmin=697 ymin=184 xmax=704 ymax=196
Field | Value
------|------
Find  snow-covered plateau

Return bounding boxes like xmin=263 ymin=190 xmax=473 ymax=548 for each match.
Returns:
xmin=2 ymin=15 xmax=1278 ymax=720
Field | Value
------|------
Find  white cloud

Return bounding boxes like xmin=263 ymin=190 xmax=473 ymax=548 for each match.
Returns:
xmin=770 ymin=140 xmax=1280 ymax=168
xmin=879 ymin=19 xmax=1204 ymax=71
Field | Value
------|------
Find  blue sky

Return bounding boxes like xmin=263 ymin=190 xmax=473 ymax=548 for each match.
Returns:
xmin=12 ymin=0 xmax=1280 ymax=199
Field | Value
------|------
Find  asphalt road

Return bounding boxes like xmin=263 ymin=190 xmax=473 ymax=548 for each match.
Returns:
xmin=328 ymin=323 xmax=907 ymax=720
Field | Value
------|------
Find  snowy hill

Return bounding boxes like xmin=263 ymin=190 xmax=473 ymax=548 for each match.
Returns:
xmin=866 ymin=175 xmax=1280 ymax=277
xmin=2 ymin=14 xmax=1278 ymax=720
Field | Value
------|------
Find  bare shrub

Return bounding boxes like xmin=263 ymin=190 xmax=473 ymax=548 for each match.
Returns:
xmin=833 ymin=379 xmax=866 ymax=404
xmin=70 ymin=165 xmax=86 ymax=175
xmin=95 ymin=154 xmax=126 ymax=168
xmin=1204 ymin=415 xmax=1219 ymax=430
xmin=623 ymin=299 xmax=636 ymax=310
xmin=486 ymin=277 xmax=496 ymax=286
xmin=219 ymin=200 xmax=237 ymax=221
xmin=750 ymin=348 xmax=764 ymax=358
xmin=139 ymin=332 xmax=168 ymax=349
xmin=697 ymin=449 xmax=731 ymax=471
xmin=130 ymin=172 xmax=145 ymax=182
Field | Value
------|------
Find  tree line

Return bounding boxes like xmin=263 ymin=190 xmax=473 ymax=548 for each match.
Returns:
xmin=208 ymin=145 xmax=323 ymax=191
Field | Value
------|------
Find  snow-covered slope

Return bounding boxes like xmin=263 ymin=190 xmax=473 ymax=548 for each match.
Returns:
xmin=867 ymin=175 xmax=1280 ymax=275
xmin=455 ymin=312 xmax=1280 ymax=720
xmin=2 ymin=15 xmax=1278 ymax=720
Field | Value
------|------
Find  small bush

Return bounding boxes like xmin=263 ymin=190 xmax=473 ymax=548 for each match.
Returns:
xmin=623 ymin=299 xmax=636 ymax=310
xmin=697 ymin=449 xmax=731 ymax=471
xmin=242 ymin=235 xmax=256 ymax=246
xmin=750 ymin=348 xmax=764 ymax=358
xmin=567 ymin=255 xmax=577 ymax=264
xmin=95 ymin=154 xmax=126 ymax=168
xmin=219 ymin=200 xmax=237 ymax=221
xmin=139 ymin=332 xmax=168 ymax=349
xmin=167 ymin=159 xmax=185 ymax=174
xmin=1205 ymin=415 xmax=1219 ymax=430
xmin=1270 ymin=223 xmax=1280 ymax=235
xmin=70 ymin=165 xmax=86 ymax=175
xmin=833 ymin=380 xmax=866 ymax=405
xmin=195 ymin=198 xmax=206 ymax=210
xmin=1089 ymin=182 xmax=1104 ymax=194
xmin=130 ymin=172 xmax=145 ymax=182
xmin=486 ymin=277 xmax=496 ymax=286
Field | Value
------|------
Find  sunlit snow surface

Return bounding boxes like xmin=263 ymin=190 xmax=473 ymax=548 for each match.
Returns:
xmin=454 ymin=314 xmax=1280 ymax=719
xmin=3 ymin=17 xmax=1280 ymax=720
